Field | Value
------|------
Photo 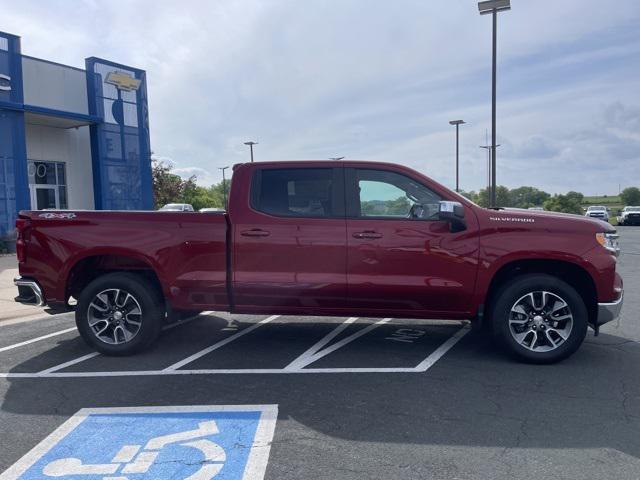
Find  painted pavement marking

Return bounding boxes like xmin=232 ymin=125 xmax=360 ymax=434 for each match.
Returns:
xmin=0 ymin=405 xmax=278 ymax=480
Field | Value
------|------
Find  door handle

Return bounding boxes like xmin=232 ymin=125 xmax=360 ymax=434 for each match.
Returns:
xmin=352 ymin=231 xmax=383 ymax=239
xmin=240 ymin=229 xmax=270 ymax=237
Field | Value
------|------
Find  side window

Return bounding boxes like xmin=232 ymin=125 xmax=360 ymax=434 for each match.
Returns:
xmin=355 ymin=169 xmax=441 ymax=220
xmin=252 ymin=168 xmax=337 ymax=218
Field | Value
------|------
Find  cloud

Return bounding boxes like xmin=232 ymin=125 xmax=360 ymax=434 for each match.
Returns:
xmin=172 ymin=166 xmax=218 ymax=187
xmin=2 ymin=0 xmax=639 ymax=194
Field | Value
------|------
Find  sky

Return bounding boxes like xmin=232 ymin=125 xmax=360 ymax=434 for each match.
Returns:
xmin=2 ymin=0 xmax=639 ymax=195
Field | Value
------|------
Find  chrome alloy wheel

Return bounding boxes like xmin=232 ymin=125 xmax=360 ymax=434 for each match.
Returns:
xmin=508 ymin=291 xmax=573 ymax=353
xmin=87 ymin=289 xmax=143 ymax=345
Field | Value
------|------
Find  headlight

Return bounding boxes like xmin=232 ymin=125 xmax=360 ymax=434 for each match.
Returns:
xmin=596 ymin=232 xmax=620 ymax=255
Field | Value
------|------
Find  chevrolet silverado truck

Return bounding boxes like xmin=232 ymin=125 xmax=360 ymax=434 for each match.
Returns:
xmin=14 ymin=161 xmax=624 ymax=363
xmin=617 ymin=206 xmax=640 ymax=226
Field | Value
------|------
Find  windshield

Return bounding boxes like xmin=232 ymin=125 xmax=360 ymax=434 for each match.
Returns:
xmin=587 ymin=206 xmax=606 ymax=211
xmin=160 ymin=204 xmax=184 ymax=211
xmin=625 ymin=207 xmax=640 ymax=212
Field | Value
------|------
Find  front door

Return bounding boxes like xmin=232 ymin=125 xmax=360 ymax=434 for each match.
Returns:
xmin=232 ymin=166 xmax=347 ymax=313
xmin=345 ymin=166 xmax=479 ymax=317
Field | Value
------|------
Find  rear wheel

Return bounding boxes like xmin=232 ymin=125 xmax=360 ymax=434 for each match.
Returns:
xmin=491 ymin=274 xmax=588 ymax=364
xmin=76 ymin=272 xmax=164 ymax=356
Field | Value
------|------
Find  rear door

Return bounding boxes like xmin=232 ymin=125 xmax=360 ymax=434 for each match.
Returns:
xmin=232 ymin=166 xmax=347 ymax=313
xmin=345 ymin=166 xmax=479 ymax=317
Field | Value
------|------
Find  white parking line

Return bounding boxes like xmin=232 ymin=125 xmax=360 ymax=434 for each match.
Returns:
xmin=0 ymin=366 xmax=427 ymax=378
xmin=414 ymin=326 xmax=469 ymax=371
xmin=285 ymin=317 xmax=359 ymax=370
xmin=163 ymin=315 xmax=280 ymax=371
xmin=0 ymin=327 xmax=77 ymax=353
xmin=38 ymin=352 xmax=101 ymax=374
xmin=288 ymin=318 xmax=391 ymax=369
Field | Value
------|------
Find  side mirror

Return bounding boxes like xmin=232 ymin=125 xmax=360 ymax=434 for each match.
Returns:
xmin=439 ymin=201 xmax=466 ymax=232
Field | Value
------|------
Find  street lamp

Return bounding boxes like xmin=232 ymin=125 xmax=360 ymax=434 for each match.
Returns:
xmin=478 ymin=0 xmax=510 ymax=207
xmin=449 ymin=120 xmax=465 ymax=192
xmin=218 ymin=166 xmax=229 ymax=208
xmin=243 ymin=141 xmax=258 ymax=162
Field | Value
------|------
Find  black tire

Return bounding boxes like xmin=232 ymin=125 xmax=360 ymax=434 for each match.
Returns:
xmin=76 ymin=272 xmax=164 ymax=356
xmin=491 ymin=274 xmax=588 ymax=364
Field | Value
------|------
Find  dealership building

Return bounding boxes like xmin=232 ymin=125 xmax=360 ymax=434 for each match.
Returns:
xmin=0 ymin=31 xmax=153 ymax=240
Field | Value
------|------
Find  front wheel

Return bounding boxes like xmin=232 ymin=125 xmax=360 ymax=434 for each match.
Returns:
xmin=491 ymin=274 xmax=588 ymax=364
xmin=76 ymin=272 xmax=164 ymax=356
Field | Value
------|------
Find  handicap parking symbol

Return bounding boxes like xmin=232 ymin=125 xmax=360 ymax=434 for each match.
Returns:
xmin=1 ymin=405 xmax=278 ymax=480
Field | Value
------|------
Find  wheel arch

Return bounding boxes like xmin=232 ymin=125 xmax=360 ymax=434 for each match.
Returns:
xmin=484 ymin=258 xmax=598 ymax=327
xmin=65 ymin=252 xmax=165 ymax=305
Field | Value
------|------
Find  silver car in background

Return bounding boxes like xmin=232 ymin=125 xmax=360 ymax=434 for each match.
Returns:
xmin=159 ymin=203 xmax=195 ymax=212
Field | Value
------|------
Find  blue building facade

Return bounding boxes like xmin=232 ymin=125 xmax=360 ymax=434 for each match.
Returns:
xmin=0 ymin=31 xmax=153 ymax=240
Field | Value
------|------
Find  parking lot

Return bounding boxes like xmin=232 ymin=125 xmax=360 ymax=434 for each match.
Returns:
xmin=0 ymin=228 xmax=639 ymax=479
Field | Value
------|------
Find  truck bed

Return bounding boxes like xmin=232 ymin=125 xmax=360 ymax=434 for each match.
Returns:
xmin=17 ymin=210 xmax=230 ymax=311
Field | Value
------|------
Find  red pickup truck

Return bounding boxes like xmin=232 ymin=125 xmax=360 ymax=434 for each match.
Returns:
xmin=14 ymin=161 xmax=623 ymax=363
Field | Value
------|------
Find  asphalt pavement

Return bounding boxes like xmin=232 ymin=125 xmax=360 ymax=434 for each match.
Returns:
xmin=0 ymin=228 xmax=639 ymax=480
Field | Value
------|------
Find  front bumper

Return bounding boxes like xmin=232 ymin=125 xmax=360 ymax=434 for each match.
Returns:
xmin=596 ymin=291 xmax=623 ymax=326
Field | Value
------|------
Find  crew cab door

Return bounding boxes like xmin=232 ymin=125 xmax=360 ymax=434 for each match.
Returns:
xmin=232 ymin=166 xmax=347 ymax=312
xmin=345 ymin=166 xmax=479 ymax=317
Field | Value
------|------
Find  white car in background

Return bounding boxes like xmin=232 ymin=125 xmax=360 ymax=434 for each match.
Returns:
xmin=617 ymin=206 xmax=640 ymax=226
xmin=159 ymin=203 xmax=194 ymax=212
xmin=585 ymin=205 xmax=609 ymax=222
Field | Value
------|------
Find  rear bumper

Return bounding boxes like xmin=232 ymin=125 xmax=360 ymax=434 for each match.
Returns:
xmin=596 ymin=291 xmax=623 ymax=326
xmin=14 ymin=277 xmax=45 ymax=307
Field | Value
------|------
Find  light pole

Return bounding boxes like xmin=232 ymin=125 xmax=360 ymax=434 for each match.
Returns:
xmin=243 ymin=141 xmax=258 ymax=162
xmin=449 ymin=120 xmax=465 ymax=192
xmin=478 ymin=0 xmax=510 ymax=207
xmin=219 ymin=166 xmax=229 ymax=208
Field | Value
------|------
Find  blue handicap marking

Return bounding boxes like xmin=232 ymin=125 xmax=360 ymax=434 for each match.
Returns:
xmin=1 ymin=405 xmax=278 ymax=480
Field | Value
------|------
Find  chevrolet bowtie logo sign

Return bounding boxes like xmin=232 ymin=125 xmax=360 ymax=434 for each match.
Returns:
xmin=0 ymin=74 xmax=11 ymax=91
xmin=105 ymin=71 xmax=141 ymax=92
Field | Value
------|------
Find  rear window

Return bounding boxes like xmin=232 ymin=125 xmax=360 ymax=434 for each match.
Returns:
xmin=251 ymin=168 xmax=339 ymax=218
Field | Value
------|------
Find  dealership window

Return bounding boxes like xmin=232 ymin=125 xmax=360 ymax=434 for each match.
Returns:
xmin=28 ymin=161 xmax=68 ymax=210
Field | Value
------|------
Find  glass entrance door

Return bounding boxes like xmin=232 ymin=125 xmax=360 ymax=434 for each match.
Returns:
xmin=28 ymin=161 xmax=68 ymax=210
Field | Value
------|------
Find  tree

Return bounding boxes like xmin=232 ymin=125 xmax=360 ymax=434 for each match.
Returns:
xmin=621 ymin=187 xmax=640 ymax=206
xmin=182 ymin=182 xmax=227 ymax=210
xmin=476 ymin=186 xmax=511 ymax=208
xmin=543 ymin=194 xmax=583 ymax=215
xmin=459 ymin=190 xmax=478 ymax=203
xmin=151 ymin=158 xmax=196 ymax=208
xmin=509 ymin=186 xmax=550 ymax=209
xmin=565 ymin=191 xmax=584 ymax=204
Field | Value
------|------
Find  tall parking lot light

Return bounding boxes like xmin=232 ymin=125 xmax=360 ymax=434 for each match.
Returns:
xmin=244 ymin=141 xmax=258 ymax=163
xmin=449 ymin=120 xmax=465 ymax=192
xmin=219 ymin=166 xmax=229 ymax=208
xmin=478 ymin=0 xmax=510 ymax=207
